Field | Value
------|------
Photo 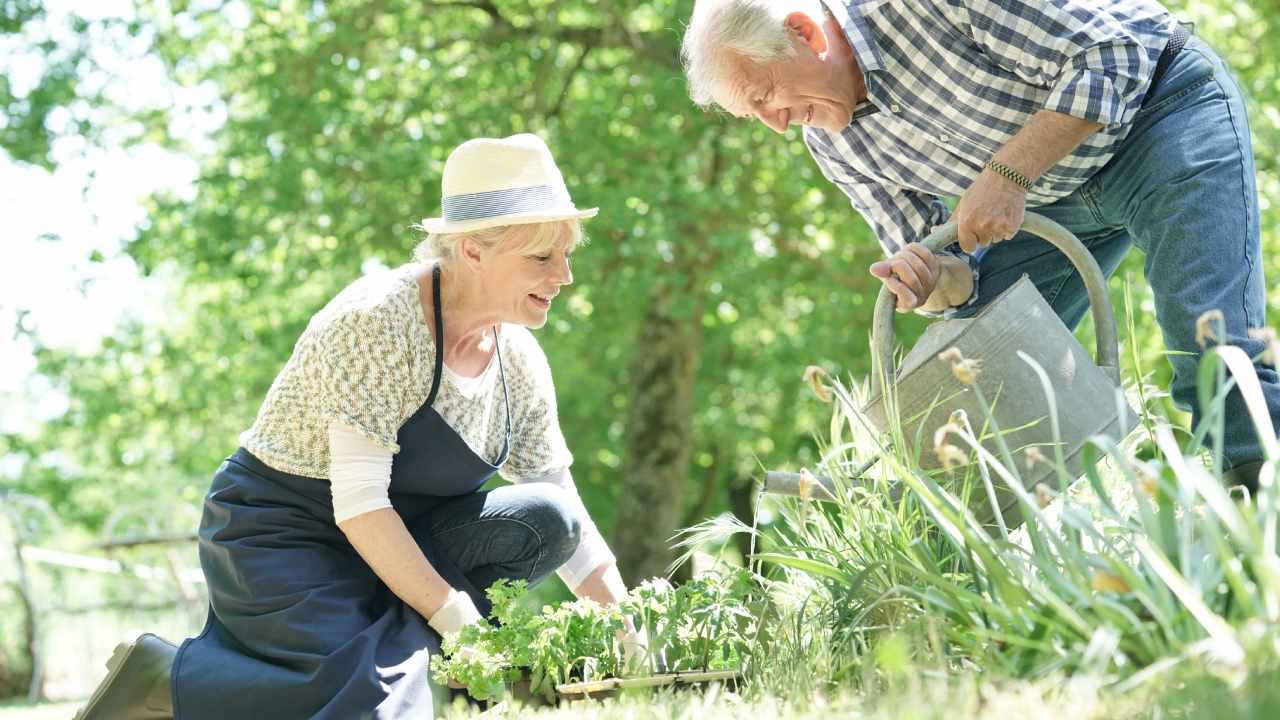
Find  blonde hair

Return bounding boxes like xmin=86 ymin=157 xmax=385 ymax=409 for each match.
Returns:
xmin=411 ymin=219 xmax=586 ymax=266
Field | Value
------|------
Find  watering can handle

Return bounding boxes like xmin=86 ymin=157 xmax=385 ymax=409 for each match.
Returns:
xmin=870 ymin=212 xmax=1123 ymax=400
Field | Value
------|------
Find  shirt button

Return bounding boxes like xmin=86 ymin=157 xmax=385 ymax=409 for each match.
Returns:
xmin=890 ymin=103 xmax=901 ymax=112
xmin=938 ymin=134 xmax=950 ymax=144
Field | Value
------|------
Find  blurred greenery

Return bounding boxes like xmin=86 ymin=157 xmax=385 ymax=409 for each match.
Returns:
xmin=1 ymin=0 xmax=885 ymax=585
xmin=1 ymin=0 xmax=1279 ymax=678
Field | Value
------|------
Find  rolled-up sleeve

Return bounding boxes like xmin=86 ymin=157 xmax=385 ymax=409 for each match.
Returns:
xmin=958 ymin=0 xmax=1158 ymax=128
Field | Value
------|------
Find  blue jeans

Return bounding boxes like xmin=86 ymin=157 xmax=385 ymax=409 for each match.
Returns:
xmin=409 ymin=483 xmax=582 ymax=616
xmin=954 ymin=36 xmax=1278 ymax=470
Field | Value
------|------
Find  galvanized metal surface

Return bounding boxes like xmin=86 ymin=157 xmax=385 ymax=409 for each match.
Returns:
xmin=871 ymin=213 xmax=1123 ymax=396
xmin=863 ymin=213 xmax=1138 ymax=526
xmin=761 ymin=471 xmax=840 ymax=501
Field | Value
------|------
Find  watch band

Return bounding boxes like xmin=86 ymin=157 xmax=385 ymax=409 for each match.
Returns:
xmin=984 ymin=159 xmax=1034 ymax=191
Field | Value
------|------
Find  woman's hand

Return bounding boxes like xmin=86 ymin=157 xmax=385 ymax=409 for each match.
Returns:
xmin=428 ymin=589 xmax=484 ymax=691
xmin=426 ymin=589 xmax=483 ymax=636
xmin=573 ymin=563 xmax=628 ymax=606
xmin=620 ymin=621 xmax=650 ymax=672
xmin=572 ymin=563 xmax=646 ymax=669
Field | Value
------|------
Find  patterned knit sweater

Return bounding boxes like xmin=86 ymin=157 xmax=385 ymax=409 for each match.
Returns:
xmin=240 ymin=264 xmax=574 ymax=482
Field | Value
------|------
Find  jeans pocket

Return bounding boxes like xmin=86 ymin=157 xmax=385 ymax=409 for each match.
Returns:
xmin=1135 ymin=72 xmax=1214 ymax=119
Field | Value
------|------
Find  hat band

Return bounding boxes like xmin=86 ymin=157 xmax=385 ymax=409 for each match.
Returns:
xmin=442 ymin=184 xmax=567 ymax=223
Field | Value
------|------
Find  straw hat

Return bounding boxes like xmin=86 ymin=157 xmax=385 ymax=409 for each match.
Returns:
xmin=419 ymin=133 xmax=598 ymax=234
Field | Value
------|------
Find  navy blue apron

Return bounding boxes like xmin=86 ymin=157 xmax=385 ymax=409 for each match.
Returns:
xmin=173 ymin=265 xmax=512 ymax=719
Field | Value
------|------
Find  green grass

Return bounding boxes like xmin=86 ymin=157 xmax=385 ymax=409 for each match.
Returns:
xmin=12 ymin=662 xmax=1280 ymax=720
xmin=8 ymin=320 xmax=1280 ymax=720
xmin=416 ymin=325 xmax=1280 ymax=719
xmin=426 ymin=658 xmax=1280 ymax=719
xmin=661 ymin=321 xmax=1280 ymax=717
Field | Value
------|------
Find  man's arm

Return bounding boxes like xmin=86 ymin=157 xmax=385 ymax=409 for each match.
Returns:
xmin=993 ymin=110 xmax=1106 ymax=181
xmin=953 ymin=110 xmax=1102 ymax=252
xmin=949 ymin=0 xmax=1163 ymax=249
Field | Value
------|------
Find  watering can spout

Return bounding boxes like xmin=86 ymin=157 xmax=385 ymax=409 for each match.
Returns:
xmin=1101 ymin=365 xmax=1122 ymax=387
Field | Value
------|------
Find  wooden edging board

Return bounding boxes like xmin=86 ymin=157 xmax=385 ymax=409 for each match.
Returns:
xmin=555 ymin=669 xmax=740 ymax=696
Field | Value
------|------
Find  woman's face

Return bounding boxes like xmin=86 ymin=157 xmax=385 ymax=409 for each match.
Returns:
xmin=479 ymin=237 xmax=575 ymax=329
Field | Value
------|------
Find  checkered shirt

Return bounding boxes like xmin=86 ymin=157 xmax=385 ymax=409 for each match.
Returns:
xmin=804 ymin=0 xmax=1176 ymax=259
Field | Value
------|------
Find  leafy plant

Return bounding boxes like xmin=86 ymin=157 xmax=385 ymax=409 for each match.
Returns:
xmin=741 ymin=336 xmax=1279 ymax=693
xmin=432 ymin=570 xmax=761 ymax=702
xmin=623 ymin=572 xmax=761 ymax=675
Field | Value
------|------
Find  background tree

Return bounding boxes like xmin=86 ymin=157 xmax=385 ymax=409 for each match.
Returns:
xmin=3 ymin=0 xmax=1279 ymax=590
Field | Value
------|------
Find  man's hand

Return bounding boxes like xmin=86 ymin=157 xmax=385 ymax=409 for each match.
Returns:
xmin=953 ymin=167 xmax=1028 ymax=253
xmin=870 ymin=245 xmax=976 ymax=313
xmin=869 ymin=243 xmax=941 ymax=312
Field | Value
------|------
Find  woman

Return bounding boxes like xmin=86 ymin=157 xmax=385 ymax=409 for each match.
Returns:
xmin=77 ymin=133 xmax=630 ymax=719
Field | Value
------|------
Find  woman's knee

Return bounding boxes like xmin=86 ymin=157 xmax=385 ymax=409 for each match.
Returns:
xmin=518 ymin=484 xmax=582 ymax=568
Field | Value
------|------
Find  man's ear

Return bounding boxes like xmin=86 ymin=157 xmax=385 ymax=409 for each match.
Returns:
xmin=784 ymin=11 xmax=828 ymax=55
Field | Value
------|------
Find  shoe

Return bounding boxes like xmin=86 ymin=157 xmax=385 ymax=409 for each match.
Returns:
xmin=75 ymin=633 xmax=178 ymax=720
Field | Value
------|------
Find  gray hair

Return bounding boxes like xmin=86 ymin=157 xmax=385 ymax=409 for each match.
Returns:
xmin=681 ymin=0 xmax=823 ymax=108
xmin=411 ymin=220 xmax=586 ymax=267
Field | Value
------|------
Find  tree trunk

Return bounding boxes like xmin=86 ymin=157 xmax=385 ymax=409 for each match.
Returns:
xmin=612 ymin=297 xmax=700 ymax=584
xmin=728 ymin=477 xmax=757 ymax=566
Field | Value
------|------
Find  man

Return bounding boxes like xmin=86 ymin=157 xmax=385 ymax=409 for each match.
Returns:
xmin=681 ymin=0 xmax=1277 ymax=488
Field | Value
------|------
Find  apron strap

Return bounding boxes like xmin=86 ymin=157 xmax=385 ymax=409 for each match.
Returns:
xmin=492 ymin=326 xmax=513 ymax=465
xmin=426 ymin=264 xmax=445 ymax=407
xmin=427 ymin=263 xmax=514 ymax=466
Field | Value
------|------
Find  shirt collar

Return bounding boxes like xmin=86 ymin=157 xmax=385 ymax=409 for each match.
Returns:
xmin=821 ymin=0 xmax=884 ymax=72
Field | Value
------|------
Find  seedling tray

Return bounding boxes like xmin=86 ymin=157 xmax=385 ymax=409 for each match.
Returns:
xmin=554 ymin=669 xmax=741 ymax=699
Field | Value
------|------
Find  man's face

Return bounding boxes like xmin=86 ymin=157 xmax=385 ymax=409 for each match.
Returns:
xmin=714 ymin=17 xmax=859 ymax=135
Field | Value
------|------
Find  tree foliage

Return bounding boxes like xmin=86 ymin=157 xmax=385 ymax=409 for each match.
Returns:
xmin=4 ymin=0 xmax=1279 ymax=583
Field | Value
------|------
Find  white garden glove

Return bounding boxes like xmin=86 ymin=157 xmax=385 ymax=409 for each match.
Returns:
xmin=621 ymin=624 xmax=650 ymax=670
xmin=427 ymin=589 xmax=483 ymax=638
xmin=428 ymin=590 xmax=485 ymax=689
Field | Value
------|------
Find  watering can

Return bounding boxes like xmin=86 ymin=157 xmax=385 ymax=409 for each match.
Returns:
xmin=858 ymin=212 xmax=1139 ymax=527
